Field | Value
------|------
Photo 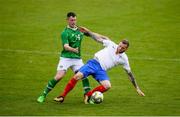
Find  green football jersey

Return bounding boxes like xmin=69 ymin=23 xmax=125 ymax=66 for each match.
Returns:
xmin=60 ymin=26 xmax=84 ymax=58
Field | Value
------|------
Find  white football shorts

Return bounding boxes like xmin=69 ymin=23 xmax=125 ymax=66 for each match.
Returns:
xmin=57 ymin=57 xmax=84 ymax=72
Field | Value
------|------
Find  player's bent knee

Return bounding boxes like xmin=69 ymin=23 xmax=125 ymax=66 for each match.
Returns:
xmin=106 ymin=84 xmax=111 ymax=90
xmin=55 ymin=71 xmax=66 ymax=80
xmin=100 ymin=80 xmax=111 ymax=90
xmin=73 ymin=75 xmax=79 ymax=80
xmin=55 ymin=75 xmax=63 ymax=81
xmin=74 ymin=72 xmax=84 ymax=80
xmin=103 ymin=83 xmax=111 ymax=90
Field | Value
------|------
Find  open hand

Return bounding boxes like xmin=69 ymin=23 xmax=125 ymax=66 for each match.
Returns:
xmin=136 ymin=88 xmax=145 ymax=96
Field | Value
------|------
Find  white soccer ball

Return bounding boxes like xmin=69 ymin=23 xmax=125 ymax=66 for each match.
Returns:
xmin=91 ymin=91 xmax=104 ymax=104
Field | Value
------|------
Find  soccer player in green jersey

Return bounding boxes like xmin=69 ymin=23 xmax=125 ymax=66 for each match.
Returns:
xmin=37 ymin=12 xmax=92 ymax=103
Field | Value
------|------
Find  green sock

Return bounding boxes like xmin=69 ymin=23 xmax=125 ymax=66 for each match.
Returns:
xmin=82 ymin=78 xmax=91 ymax=94
xmin=42 ymin=79 xmax=58 ymax=97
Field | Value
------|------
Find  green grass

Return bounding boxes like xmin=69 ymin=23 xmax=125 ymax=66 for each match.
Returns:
xmin=0 ymin=0 xmax=180 ymax=116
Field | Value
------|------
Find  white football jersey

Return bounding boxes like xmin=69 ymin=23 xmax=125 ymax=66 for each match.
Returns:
xmin=94 ymin=40 xmax=131 ymax=72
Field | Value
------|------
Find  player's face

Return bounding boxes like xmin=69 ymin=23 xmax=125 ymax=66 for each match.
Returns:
xmin=117 ymin=42 xmax=128 ymax=53
xmin=67 ymin=16 xmax=77 ymax=28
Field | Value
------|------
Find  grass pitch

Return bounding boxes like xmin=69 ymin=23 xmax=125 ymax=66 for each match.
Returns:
xmin=0 ymin=0 xmax=180 ymax=116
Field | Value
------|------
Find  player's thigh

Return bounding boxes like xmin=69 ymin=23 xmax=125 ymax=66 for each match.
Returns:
xmin=54 ymin=70 xmax=66 ymax=80
xmin=71 ymin=59 xmax=84 ymax=72
xmin=99 ymin=80 xmax=111 ymax=89
xmin=94 ymin=70 xmax=110 ymax=83
xmin=78 ymin=63 xmax=95 ymax=79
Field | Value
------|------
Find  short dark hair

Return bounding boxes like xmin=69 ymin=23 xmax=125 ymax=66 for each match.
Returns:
xmin=121 ymin=39 xmax=129 ymax=47
xmin=67 ymin=12 xmax=76 ymax=18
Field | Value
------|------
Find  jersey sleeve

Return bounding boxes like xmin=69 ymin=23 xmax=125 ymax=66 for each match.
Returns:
xmin=102 ymin=40 xmax=114 ymax=47
xmin=61 ymin=31 xmax=69 ymax=45
xmin=122 ymin=56 xmax=131 ymax=73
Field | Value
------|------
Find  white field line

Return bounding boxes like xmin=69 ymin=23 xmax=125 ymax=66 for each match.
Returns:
xmin=0 ymin=48 xmax=180 ymax=62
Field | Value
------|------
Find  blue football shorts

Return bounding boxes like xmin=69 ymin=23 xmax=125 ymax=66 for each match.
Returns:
xmin=79 ymin=59 xmax=110 ymax=82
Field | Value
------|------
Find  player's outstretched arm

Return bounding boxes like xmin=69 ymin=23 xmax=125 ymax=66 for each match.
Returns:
xmin=79 ymin=26 xmax=109 ymax=43
xmin=125 ymin=70 xmax=145 ymax=96
xmin=90 ymin=32 xmax=110 ymax=42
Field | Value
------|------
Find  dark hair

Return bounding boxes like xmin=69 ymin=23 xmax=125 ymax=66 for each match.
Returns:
xmin=121 ymin=39 xmax=129 ymax=47
xmin=67 ymin=12 xmax=76 ymax=18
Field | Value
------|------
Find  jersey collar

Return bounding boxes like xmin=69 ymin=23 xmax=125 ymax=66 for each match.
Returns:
xmin=67 ymin=25 xmax=78 ymax=31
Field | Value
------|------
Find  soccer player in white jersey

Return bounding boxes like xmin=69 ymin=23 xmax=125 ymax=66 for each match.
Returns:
xmin=54 ymin=28 xmax=145 ymax=104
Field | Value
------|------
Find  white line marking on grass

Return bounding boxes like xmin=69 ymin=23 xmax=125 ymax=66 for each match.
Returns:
xmin=0 ymin=48 xmax=179 ymax=62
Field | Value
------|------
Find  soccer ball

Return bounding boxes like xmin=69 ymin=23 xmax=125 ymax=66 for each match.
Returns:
xmin=90 ymin=91 xmax=104 ymax=104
